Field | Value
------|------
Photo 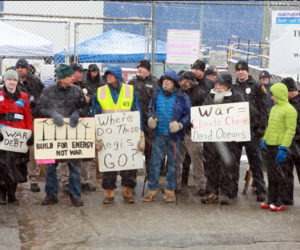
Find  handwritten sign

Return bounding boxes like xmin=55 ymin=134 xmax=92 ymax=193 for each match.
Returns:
xmin=0 ymin=126 xmax=32 ymax=153
xmin=191 ymin=102 xmax=250 ymax=142
xmin=34 ymin=117 xmax=95 ymax=160
xmin=95 ymin=111 xmax=143 ymax=172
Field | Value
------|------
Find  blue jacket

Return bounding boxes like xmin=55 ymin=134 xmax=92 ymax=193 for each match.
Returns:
xmin=148 ymin=86 xmax=191 ymax=140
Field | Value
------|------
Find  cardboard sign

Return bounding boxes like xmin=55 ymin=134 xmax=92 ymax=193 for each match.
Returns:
xmin=34 ymin=117 xmax=95 ymax=160
xmin=269 ymin=11 xmax=300 ymax=74
xmin=191 ymin=102 xmax=250 ymax=142
xmin=95 ymin=111 xmax=143 ymax=172
xmin=0 ymin=126 xmax=32 ymax=153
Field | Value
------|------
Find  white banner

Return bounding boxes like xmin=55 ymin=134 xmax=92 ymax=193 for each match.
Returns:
xmin=0 ymin=126 xmax=32 ymax=153
xmin=95 ymin=111 xmax=143 ymax=172
xmin=191 ymin=102 xmax=250 ymax=142
xmin=166 ymin=29 xmax=201 ymax=64
xmin=34 ymin=117 xmax=95 ymax=160
xmin=269 ymin=11 xmax=300 ymax=74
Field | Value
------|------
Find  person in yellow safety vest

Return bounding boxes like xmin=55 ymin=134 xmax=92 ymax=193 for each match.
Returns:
xmin=92 ymin=65 xmax=145 ymax=204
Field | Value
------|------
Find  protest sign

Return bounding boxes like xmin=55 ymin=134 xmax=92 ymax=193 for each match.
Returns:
xmin=95 ymin=111 xmax=143 ymax=172
xmin=191 ymin=102 xmax=250 ymax=142
xmin=34 ymin=117 xmax=95 ymax=160
xmin=0 ymin=126 xmax=32 ymax=153
xmin=269 ymin=10 xmax=300 ymax=74
xmin=166 ymin=29 xmax=201 ymax=64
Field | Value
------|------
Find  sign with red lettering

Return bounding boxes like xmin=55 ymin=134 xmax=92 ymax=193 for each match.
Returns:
xmin=95 ymin=111 xmax=143 ymax=172
xmin=34 ymin=118 xmax=95 ymax=159
xmin=191 ymin=102 xmax=250 ymax=142
xmin=0 ymin=126 xmax=32 ymax=153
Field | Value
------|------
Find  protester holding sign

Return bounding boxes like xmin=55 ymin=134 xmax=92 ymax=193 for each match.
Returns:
xmin=0 ymin=69 xmax=33 ymax=205
xmin=92 ymin=65 xmax=144 ymax=204
xmin=234 ymin=60 xmax=268 ymax=202
xmin=142 ymin=70 xmax=191 ymax=203
xmin=260 ymin=83 xmax=297 ymax=211
xmin=37 ymin=64 xmax=89 ymax=207
xmin=200 ymin=73 xmax=244 ymax=205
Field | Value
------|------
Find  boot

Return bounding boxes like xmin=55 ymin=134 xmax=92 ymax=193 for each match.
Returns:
xmin=103 ymin=189 xmax=114 ymax=204
xmin=142 ymin=189 xmax=159 ymax=202
xmin=82 ymin=183 xmax=96 ymax=191
xmin=164 ymin=189 xmax=175 ymax=203
xmin=220 ymin=194 xmax=232 ymax=205
xmin=70 ymin=197 xmax=84 ymax=207
xmin=0 ymin=185 xmax=7 ymax=205
xmin=201 ymin=193 xmax=219 ymax=204
xmin=7 ymin=184 xmax=19 ymax=205
xmin=41 ymin=195 xmax=58 ymax=205
xmin=30 ymin=183 xmax=41 ymax=193
xmin=122 ymin=186 xmax=135 ymax=204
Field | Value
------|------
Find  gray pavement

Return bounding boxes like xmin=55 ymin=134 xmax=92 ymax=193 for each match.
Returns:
xmin=1 ymin=162 xmax=300 ymax=250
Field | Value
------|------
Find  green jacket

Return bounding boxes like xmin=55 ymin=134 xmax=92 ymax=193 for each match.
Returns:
xmin=263 ymin=83 xmax=297 ymax=148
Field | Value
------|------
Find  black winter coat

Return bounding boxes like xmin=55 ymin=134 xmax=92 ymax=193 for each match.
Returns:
xmin=37 ymin=83 xmax=89 ymax=118
xmin=0 ymin=151 xmax=29 ymax=184
xmin=18 ymin=74 xmax=44 ymax=118
xmin=128 ymin=74 xmax=158 ymax=137
xmin=234 ymin=75 xmax=268 ymax=139
xmin=289 ymin=93 xmax=300 ymax=140
xmin=183 ymin=83 xmax=207 ymax=134
xmin=196 ymin=77 xmax=214 ymax=94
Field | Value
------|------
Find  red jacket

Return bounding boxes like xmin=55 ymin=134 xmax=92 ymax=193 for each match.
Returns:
xmin=0 ymin=91 xmax=33 ymax=131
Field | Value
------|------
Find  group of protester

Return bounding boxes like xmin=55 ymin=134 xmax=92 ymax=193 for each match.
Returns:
xmin=0 ymin=57 xmax=299 ymax=211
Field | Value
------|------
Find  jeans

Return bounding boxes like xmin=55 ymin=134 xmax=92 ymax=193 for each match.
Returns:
xmin=148 ymin=135 xmax=181 ymax=191
xmin=45 ymin=161 xmax=81 ymax=199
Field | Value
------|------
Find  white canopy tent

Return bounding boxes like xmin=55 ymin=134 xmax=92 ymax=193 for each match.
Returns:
xmin=0 ymin=21 xmax=54 ymax=58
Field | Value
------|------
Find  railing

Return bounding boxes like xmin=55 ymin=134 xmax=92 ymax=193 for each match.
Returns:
xmin=226 ymin=35 xmax=269 ymax=68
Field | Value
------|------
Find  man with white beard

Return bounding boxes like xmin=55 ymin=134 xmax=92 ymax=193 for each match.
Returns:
xmin=201 ymin=73 xmax=245 ymax=205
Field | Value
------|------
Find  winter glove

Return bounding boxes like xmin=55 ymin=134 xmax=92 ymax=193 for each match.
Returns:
xmin=148 ymin=116 xmax=158 ymax=129
xmin=138 ymin=131 xmax=145 ymax=152
xmin=169 ymin=121 xmax=183 ymax=133
xmin=95 ymin=139 xmax=103 ymax=152
xmin=69 ymin=110 xmax=80 ymax=128
xmin=51 ymin=111 xmax=64 ymax=127
xmin=275 ymin=146 xmax=289 ymax=163
xmin=0 ymin=132 xmax=3 ymax=142
xmin=26 ymin=134 xmax=34 ymax=146
xmin=259 ymin=140 xmax=267 ymax=151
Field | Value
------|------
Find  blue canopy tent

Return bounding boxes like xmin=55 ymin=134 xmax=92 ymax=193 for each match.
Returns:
xmin=54 ymin=29 xmax=166 ymax=63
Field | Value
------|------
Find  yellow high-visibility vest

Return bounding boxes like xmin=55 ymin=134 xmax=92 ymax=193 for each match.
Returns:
xmin=97 ymin=83 xmax=134 ymax=113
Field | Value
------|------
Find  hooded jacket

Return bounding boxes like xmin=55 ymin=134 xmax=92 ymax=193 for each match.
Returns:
xmin=263 ymin=83 xmax=297 ymax=148
xmin=91 ymin=66 xmax=143 ymax=129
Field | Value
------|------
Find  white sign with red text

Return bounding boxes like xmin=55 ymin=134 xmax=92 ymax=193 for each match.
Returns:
xmin=191 ymin=102 xmax=250 ymax=142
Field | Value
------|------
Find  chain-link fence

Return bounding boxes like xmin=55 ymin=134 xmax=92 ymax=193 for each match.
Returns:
xmin=0 ymin=1 xmax=299 ymax=81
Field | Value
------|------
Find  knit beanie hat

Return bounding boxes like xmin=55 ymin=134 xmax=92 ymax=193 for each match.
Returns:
xmin=281 ymin=77 xmax=297 ymax=91
xmin=179 ymin=71 xmax=196 ymax=82
xmin=4 ymin=69 xmax=18 ymax=81
xmin=137 ymin=59 xmax=151 ymax=72
xmin=235 ymin=60 xmax=249 ymax=72
xmin=55 ymin=64 xmax=74 ymax=80
xmin=215 ymin=73 xmax=232 ymax=87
